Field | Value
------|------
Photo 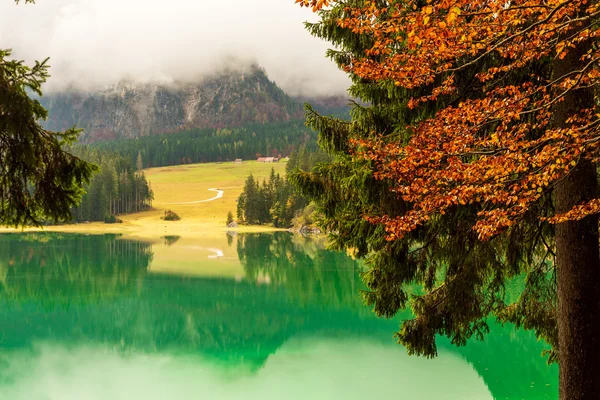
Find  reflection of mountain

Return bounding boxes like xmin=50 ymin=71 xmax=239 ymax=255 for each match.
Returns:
xmin=0 ymin=232 xmax=557 ymax=398
xmin=0 ymin=339 xmax=493 ymax=400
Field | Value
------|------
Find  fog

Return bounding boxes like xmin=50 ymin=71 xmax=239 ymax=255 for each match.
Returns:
xmin=0 ymin=338 xmax=492 ymax=400
xmin=0 ymin=0 xmax=350 ymax=96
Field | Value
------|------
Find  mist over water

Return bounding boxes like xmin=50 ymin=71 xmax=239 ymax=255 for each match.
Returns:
xmin=0 ymin=0 xmax=350 ymax=96
xmin=1 ymin=339 xmax=492 ymax=400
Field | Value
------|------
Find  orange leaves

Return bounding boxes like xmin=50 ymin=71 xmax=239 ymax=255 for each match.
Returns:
xmin=295 ymin=0 xmax=333 ymax=12
xmin=296 ymin=0 xmax=600 ymax=240
xmin=555 ymin=41 xmax=572 ymax=59
xmin=318 ymin=0 xmax=594 ymax=89
xmin=355 ymin=83 xmax=600 ymax=239
xmin=446 ymin=6 xmax=460 ymax=24
xmin=544 ymin=199 xmax=600 ymax=224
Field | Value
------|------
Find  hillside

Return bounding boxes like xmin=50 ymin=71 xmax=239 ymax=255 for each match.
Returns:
xmin=92 ymin=120 xmax=319 ymax=168
xmin=39 ymin=66 xmax=304 ymax=142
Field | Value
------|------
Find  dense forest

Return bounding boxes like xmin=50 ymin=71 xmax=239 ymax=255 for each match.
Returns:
xmin=68 ymin=146 xmax=153 ymax=222
xmin=236 ymin=148 xmax=331 ymax=227
xmin=237 ymin=170 xmax=304 ymax=227
xmin=92 ymin=120 xmax=321 ymax=168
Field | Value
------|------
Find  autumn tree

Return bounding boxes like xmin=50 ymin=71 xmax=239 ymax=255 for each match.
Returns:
xmin=292 ymin=0 xmax=530 ymax=362
xmin=296 ymin=0 xmax=600 ymax=398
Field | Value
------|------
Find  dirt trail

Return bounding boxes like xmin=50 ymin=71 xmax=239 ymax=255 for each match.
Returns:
xmin=155 ymin=188 xmax=224 ymax=205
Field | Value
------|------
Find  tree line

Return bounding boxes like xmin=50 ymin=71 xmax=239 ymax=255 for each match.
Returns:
xmin=92 ymin=120 xmax=321 ymax=169
xmin=236 ymin=147 xmax=330 ymax=227
xmin=68 ymin=146 xmax=153 ymax=222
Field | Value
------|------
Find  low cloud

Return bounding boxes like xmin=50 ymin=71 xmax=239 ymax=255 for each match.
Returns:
xmin=0 ymin=0 xmax=350 ymax=96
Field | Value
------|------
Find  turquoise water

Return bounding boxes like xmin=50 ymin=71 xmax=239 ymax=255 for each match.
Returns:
xmin=0 ymin=232 xmax=557 ymax=399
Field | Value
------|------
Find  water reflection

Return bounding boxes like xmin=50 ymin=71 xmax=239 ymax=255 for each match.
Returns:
xmin=0 ymin=232 xmax=557 ymax=399
xmin=0 ymin=233 xmax=151 ymax=304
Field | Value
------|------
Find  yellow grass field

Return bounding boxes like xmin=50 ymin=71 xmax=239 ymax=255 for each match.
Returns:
xmin=0 ymin=161 xmax=288 ymax=240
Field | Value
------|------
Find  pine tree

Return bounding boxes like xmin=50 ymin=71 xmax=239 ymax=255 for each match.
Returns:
xmin=136 ymin=151 xmax=143 ymax=171
xmin=241 ymin=174 xmax=260 ymax=224
xmin=293 ymin=0 xmax=560 ymax=382
xmin=0 ymin=45 xmax=95 ymax=226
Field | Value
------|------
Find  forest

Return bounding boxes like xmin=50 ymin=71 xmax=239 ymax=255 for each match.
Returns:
xmin=92 ymin=120 xmax=321 ymax=168
xmin=236 ymin=147 xmax=331 ymax=227
xmin=68 ymin=146 xmax=153 ymax=223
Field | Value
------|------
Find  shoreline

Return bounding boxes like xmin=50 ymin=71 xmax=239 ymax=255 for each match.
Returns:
xmin=0 ymin=212 xmax=288 ymax=240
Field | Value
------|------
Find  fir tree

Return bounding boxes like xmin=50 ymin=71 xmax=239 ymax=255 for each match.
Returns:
xmin=236 ymin=151 xmax=326 ymax=228
xmin=292 ymin=0 xmax=557 ymax=375
xmin=240 ymin=174 xmax=260 ymax=224
xmin=0 ymin=44 xmax=95 ymax=226
xmin=136 ymin=151 xmax=143 ymax=171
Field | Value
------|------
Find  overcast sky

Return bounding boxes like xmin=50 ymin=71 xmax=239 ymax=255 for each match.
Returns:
xmin=0 ymin=0 xmax=350 ymax=96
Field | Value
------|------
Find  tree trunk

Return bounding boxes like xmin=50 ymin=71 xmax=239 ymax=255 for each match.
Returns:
xmin=555 ymin=161 xmax=600 ymax=399
xmin=553 ymin=25 xmax=600 ymax=400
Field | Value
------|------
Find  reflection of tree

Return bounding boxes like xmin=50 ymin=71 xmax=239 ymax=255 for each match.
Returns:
xmin=237 ymin=233 xmax=365 ymax=311
xmin=237 ymin=233 xmax=558 ymax=397
xmin=0 ymin=233 xmax=152 ymax=304
xmin=161 ymin=235 xmax=181 ymax=246
xmin=226 ymin=232 xmax=234 ymax=247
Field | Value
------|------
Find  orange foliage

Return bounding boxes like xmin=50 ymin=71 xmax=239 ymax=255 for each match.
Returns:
xmin=296 ymin=0 xmax=331 ymax=12
xmin=299 ymin=0 xmax=600 ymax=240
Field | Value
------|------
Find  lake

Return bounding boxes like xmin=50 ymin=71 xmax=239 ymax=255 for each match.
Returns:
xmin=0 ymin=232 xmax=557 ymax=399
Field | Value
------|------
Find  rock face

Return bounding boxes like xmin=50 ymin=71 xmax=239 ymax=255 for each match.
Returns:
xmin=39 ymin=66 xmax=304 ymax=142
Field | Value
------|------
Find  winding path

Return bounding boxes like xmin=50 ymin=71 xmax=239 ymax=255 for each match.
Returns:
xmin=157 ymin=188 xmax=224 ymax=205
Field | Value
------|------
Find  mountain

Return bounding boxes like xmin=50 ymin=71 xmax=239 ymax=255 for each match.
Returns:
xmin=39 ymin=66 xmax=304 ymax=143
xmin=294 ymin=94 xmax=352 ymax=119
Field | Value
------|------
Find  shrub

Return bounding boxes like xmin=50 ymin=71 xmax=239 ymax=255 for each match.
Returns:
xmin=104 ymin=215 xmax=123 ymax=224
xmin=161 ymin=209 xmax=181 ymax=221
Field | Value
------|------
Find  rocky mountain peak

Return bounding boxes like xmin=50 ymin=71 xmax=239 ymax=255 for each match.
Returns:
xmin=39 ymin=66 xmax=304 ymax=142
